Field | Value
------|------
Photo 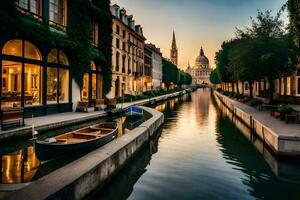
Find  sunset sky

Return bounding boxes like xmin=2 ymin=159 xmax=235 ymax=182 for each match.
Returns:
xmin=111 ymin=0 xmax=288 ymax=69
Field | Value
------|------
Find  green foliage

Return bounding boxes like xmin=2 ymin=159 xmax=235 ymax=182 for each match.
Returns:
xmin=162 ymin=58 xmax=179 ymax=85
xmin=0 ymin=0 xmax=112 ymax=95
xmin=209 ymin=69 xmax=220 ymax=84
xmin=277 ymin=104 xmax=293 ymax=114
xmin=248 ymin=98 xmax=263 ymax=107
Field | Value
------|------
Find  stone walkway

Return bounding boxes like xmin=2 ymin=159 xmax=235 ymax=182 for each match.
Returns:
xmin=218 ymin=93 xmax=300 ymax=138
xmin=0 ymin=91 xmax=184 ymax=142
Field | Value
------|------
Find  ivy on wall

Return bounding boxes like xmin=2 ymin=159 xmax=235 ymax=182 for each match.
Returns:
xmin=0 ymin=0 xmax=112 ymax=95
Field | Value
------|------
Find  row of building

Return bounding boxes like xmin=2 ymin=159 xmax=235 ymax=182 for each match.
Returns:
xmin=108 ymin=4 xmax=163 ymax=98
xmin=0 ymin=1 xmax=181 ymax=118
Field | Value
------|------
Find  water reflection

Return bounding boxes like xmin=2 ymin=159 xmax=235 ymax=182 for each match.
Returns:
xmin=1 ymin=146 xmax=40 ymax=184
xmin=0 ymin=116 xmax=144 ymax=184
xmin=91 ymin=89 xmax=300 ymax=200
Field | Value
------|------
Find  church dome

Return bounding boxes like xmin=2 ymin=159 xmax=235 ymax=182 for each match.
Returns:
xmin=195 ymin=47 xmax=209 ymax=67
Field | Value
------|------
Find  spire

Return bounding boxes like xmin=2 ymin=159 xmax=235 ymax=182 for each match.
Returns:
xmin=172 ymin=30 xmax=177 ymax=49
xmin=200 ymin=46 xmax=204 ymax=56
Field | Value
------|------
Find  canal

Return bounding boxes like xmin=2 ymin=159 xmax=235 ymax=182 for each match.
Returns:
xmin=90 ymin=88 xmax=300 ymax=200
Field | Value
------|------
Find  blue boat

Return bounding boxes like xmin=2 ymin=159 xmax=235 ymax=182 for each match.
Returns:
xmin=124 ymin=106 xmax=144 ymax=117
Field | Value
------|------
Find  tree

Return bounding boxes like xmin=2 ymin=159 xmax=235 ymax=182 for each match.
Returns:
xmin=162 ymin=58 xmax=180 ymax=89
xmin=228 ymin=39 xmax=263 ymax=98
xmin=236 ymin=10 xmax=297 ymax=101
xmin=209 ymin=69 xmax=220 ymax=85
xmin=215 ymin=41 xmax=233 ymax=91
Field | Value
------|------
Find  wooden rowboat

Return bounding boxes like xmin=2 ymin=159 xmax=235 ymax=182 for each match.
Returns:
xmin=35 ymin=122 xmax=118 ymax=161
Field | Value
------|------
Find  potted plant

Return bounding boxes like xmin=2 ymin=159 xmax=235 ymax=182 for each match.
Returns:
xmin=277 ymin=104 xmax=293 ymax=120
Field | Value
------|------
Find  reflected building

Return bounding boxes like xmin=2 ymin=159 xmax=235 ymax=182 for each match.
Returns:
xmin=1 ymin=146 xmax=40 ymax=184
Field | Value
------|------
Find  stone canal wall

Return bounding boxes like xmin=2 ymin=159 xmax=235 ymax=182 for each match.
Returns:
xmin=4 ymin=106 xmax=164 ymax=200
xmin=215 ymin=91 xmax=300 ymax=156
xmin=0 ymin=90 xmax=187 ymax=143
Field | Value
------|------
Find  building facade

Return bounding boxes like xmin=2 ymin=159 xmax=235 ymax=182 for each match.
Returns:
xmin=0 ymin=0 xmax=111 ymax=117
xmin=186 ymin=47 xmax=212 ymax=85
xmin=170 ymin=31 xmax=178 ymax=66
xmin=109 ymin=4 xmax=146 ymax=98
xmin=143 ymin=45 xmax=152 ymax=91
xmin=147 ymin=44 xmax=162 ymax=90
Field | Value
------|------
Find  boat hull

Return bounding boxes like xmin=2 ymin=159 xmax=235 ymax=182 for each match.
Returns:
xmin=35 ymin=128 xmax=117 ymax=161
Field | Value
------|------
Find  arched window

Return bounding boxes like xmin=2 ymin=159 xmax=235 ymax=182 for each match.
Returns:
xmin=46 ymin=49 xmax=69 ymax=104
xmin=1 ymin=39 xmax=42 ymax=108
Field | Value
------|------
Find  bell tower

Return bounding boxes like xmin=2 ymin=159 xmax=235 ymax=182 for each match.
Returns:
xmin=170 ymin=30 xmax=178 ymax=66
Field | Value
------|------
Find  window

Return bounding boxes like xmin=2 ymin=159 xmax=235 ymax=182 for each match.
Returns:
xmin=123 ymin=30 xmax=126 ymax=38
xmin=116 ymin=25 xmax=120 ymax=35
xmin=49 ymin=0 xmax=66 ymax=27
xmin=116 ymin=38 xmax=120 ymax=49
xmin=128 ymin=57 xmax=131 ymax=74
xmin=47 ymin=49 xmax=69 ymax=104
xmin=18 ymin=0 xmax=41 ymax=15
xmin=47 ymin=67 xmax=58 ymax=104
xmin=122 ymin=41 xmax=126 ymax=51
xmin=287 ymin=77 xmax=291 ymax=95
xmin=281 ymin=78 xmax=285 ymax=95
xmin=25 ymin=64 xmax=41 ymax=106
xmin=1 ymin=61 xmax=22 ymax=108
xmin=1 ymin=40 xmax=42 ymax=108
xmin=116 ymin=52 xmax=120 ymax=72
xmin=122 ymin=55 xmax=126 ymax=73
xmin=92 ymin=21 xmax=99 ymax=46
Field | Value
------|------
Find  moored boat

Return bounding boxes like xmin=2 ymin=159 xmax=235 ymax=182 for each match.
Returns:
xmin=124 ymin=106 xmax=144 ymax=118
xmin=35 ymin=122 xmax=118 ymax=161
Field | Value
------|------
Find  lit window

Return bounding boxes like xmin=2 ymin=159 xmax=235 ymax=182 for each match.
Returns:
xmin=2 ymin=40 xmax=42 ymax=108
xmin=1 ymin=61 xmax=22 ymax=108
xmin=47 ymin=67 xmax=58 ymax=104
xmin=59 ymin=68 xmax=69 ymax=102
xmin=49 ymin=0 xmax=66 ymax=27
xmin=2 ymin=40 xmax=22 ymax=57
xmin=25 ymin=64 xmax=42 ymax=106
xmin=47 ymin=49 xmax=69 ymax=104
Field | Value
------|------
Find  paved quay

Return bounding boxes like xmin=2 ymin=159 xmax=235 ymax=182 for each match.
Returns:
xmin=4 ymin=106 xmax=164 ymax=200
xmin=0 ymin=91 xmax=186 ymax=142
xmin=215 ymin=91 xmax=300 ymax=156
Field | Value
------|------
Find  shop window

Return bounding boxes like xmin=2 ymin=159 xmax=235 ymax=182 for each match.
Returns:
xmin=47 ymin=49 xmax=69 ymax=104
xmin=1 ymin=61 xmax=22 ymax=108
xmin=49 ymin=0 xmax=66 ymax=27
xmin=82 ymin=73 xmax=89 ymax=101
xmin=58 ymin=50 xmax=69 ymax=65
xmin=24 ymin=41 xmax=41 ymax=60
xmin=281 ymin=78 xmax=285 ymax=95
xmin=47 ymin=67 xmax=58 ymax=104
xmin=47 ymin=49 xmax=59 ymax=63
xmin=2 ymin=40 xmax=22 ymax=57
xmin=92 ymin=74 xmax=97 ymax=99
xmin=1 ymin=40 xmax=42 ymax=108
xmin=59 ymin=68 xmax=68 ymax=102
xmin=24 ymin=64 xmax=41 ymax=106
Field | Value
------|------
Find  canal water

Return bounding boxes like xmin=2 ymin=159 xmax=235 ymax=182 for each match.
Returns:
xmin=90 ymin=88 xmax=300 ymax=200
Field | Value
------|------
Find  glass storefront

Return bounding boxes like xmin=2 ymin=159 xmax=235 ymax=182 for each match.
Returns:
xmin=81 ymin=61 xmax=103 ymax=104
xmin=1 ymin=40 xmax=70 ymax=113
